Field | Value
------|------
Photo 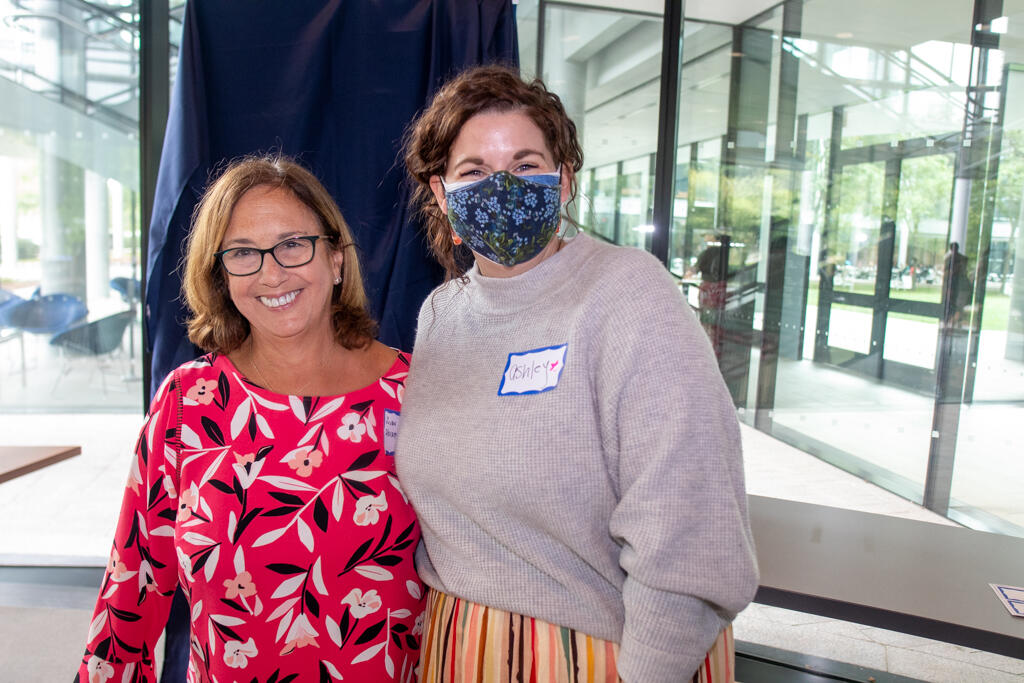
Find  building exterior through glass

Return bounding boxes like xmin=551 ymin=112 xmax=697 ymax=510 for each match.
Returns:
xmin=517 ymin=0 xmax=1024 ymax=537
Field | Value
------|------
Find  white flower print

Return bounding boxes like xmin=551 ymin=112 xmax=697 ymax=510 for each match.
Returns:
xmin=280 ymin=612 xmax=319 ymax=655
xmin=86 ymin=655 xmax=114 ymax=683
xmin=412 ymin=611 xmax=424 ymax=636
xmin=223 ymin=637 xmax=258 ymax=668
xmin=341 ymin=587 xmax=383 ymax=618
xmin=337 ymin=411 xmax=367 ymax=443
xmin=176 ymin=546 xmax=194 ymax=582
xmin=353 ymin=491 xmax=387 ymax=526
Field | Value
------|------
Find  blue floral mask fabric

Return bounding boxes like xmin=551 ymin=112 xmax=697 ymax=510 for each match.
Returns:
xmin=443 ymin=170 xmax=562 ymax=267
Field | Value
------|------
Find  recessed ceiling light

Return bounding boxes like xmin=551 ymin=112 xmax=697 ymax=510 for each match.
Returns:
xmin=836 ymin=32 xmax=854 ymax=39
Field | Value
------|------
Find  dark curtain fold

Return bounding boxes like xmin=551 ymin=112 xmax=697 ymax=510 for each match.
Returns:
xmin=145 ymin=0 xmax=519 ymax=391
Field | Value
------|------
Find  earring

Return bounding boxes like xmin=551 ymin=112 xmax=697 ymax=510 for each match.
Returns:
xmin=333 ymin=275 xmax=341 ymax=285
xmin=451 ymin=231 xmax=463 ymax=246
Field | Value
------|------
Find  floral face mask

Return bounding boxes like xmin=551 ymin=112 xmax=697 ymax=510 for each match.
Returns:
xmin=442 ymin=170 xmax=562 ymax=267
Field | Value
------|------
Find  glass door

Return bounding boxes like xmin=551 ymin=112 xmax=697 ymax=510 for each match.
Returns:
xmin=816 ymin=137 xmax=957 ymax=393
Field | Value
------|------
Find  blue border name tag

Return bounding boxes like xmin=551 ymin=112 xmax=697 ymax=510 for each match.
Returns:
xmin=498 ymin=344 xmax=568 ymax=396
xmin=383 ymin=409 xmax=400 ymax=455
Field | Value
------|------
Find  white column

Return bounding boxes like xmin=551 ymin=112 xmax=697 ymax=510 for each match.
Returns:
xmin=0 ymin=157 xmax=17 ymax=275
xmin=109 ymin=179 xmax=124 ymax=261
xmin=85 ymin=170 xmax=110 ymax=302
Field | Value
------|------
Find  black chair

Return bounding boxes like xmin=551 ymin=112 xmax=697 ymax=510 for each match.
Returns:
xmin=49 ymin=310 xmax=134 ymax=391
xmin=7 ymin=293 xmax=87 ymax=335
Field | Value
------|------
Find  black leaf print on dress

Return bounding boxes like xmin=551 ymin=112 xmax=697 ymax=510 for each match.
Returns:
xmin=221 ymin=597 xmax=246 ymax=612
xmin=216 ymin=371 xmax=230 ymax=409
xmin=112 ymin=631 xmax=143 ymax=654
xmin=264 ymin=506 xmax=300 ymax=517
xmin=374 ymin=517 xmax=393 ymax=551
xmin=339 ymin=606 xmax=352 ymax=639
xmin=347 ymin=449 xmax=379 ymax=471
xmin=313 ymin=497 xmax=329 ymax=532
xmin=201 ymin=415 xmax=225 ymax=446
xmin=147 ymin=480 xmax=162 ymax=507
xmin=266 ymin=563 xmax=307 ymax=574
xmin=354 ymin=618 xmax=386 ymax=645
xmin=269 ymin=491 xmax=304 ymax=505
xmin=344 ymin=538 xmax=373 ymax=572
xmin=344 ymin=479 xmax=376 ymax=496
xmin=208 ymin=479 xmax=234 ymax=495
xmin=234 ymin=507 xmax=262 ymax=541
xmin=304 ymin=590 xmax=320 ymax=617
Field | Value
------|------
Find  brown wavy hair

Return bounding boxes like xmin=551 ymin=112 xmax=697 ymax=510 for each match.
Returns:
xmin=404 ymin=64 xmax=585 ymax=280
xmin=182 ymin=154 xmax=377 ymax=353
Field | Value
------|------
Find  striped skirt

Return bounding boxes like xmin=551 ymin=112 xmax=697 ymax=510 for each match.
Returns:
xmin=418 ymin=588 xmax=735 ymax=683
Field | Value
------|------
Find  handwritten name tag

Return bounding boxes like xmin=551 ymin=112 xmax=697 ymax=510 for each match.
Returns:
xmin=384 ymin=409 xmax=400 ymax=455
xmin=498 ymin=344 xmax=568 ymax=396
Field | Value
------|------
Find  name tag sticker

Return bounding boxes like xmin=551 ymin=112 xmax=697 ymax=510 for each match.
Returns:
xmin=498 ymin=344 xmax=568 ymax=396
xmin=383 ymin=409 xmax=400 ymax=455
xmin=991 ymin=583 xmax=1024 ymax=617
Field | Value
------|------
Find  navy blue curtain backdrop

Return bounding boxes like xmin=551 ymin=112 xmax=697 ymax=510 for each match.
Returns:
xmin=146 ymin=0 xmax=518 ymax=392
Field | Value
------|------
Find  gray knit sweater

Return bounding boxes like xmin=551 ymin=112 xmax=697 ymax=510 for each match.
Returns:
xmin=396 ymin=232 xmax=758 ymax=682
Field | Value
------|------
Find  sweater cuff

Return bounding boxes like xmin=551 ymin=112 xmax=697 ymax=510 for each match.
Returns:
xmin=617 ymin=579 xmax=725 ymax=683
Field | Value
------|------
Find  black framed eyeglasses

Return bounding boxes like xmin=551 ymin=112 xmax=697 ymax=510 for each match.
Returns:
xmin=215 ymin=235 xmax=335 ymax=276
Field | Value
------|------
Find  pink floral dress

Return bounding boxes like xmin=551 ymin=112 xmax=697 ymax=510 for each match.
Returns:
xmin=77 ymin=352 xmax=424 ymax=683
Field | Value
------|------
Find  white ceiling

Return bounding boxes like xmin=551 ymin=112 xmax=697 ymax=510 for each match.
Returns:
xmin=529 ymin=0 xmax=1024 ymax=171
xmin=542 ymin=0 xmax=783 ymax=24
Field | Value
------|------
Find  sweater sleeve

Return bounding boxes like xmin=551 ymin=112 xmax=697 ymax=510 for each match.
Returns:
xmin=596 ymin=254 xmax=759 ymax=683
xmin=76 ymin=372 xmax=183 ymax=682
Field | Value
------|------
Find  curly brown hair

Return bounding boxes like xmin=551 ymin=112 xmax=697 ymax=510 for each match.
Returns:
xmin=404 ymin=64 xmax=584 ymax=280
xmin=182 ymin=154 xmax=377 ymax=354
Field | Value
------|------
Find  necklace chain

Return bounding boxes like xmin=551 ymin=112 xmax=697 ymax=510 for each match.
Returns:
xmin=248 ymin=338 xmax=321 ymax=397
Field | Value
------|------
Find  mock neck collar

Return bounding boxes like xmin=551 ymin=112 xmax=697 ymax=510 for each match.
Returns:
xmin=463 ymin=232 xmax=592 ymax=315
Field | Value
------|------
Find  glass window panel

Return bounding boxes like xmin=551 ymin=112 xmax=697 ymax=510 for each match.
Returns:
xmin=539 ymin=3 xmax=663 ymax=251
xmin=949 ymin=55 xmax=1024 ymax=535
xmin=0 ymin=0 xmax=144 ymax=561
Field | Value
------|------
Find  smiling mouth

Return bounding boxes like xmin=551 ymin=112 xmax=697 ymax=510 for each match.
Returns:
xmin=259 ymin=290 xmax=299 ymax=308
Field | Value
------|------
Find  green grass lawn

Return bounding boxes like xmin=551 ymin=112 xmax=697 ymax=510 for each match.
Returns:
xmin=807 ymin=282 xmax=1011 ymax=330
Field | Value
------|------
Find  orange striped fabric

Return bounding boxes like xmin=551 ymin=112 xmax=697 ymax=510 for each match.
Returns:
xmin=418 ymin=588 xmax=735 ymax=683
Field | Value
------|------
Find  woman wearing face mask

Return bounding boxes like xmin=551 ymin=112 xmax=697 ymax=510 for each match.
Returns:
xmin=399 ymin=65 xmax=758 ymax=683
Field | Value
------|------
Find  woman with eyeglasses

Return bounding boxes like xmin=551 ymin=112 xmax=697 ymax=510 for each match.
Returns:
xmin=77 ymin=155 xmax=424 ymax=682
xmin=398 ymin=65 xmax=758 ymax=683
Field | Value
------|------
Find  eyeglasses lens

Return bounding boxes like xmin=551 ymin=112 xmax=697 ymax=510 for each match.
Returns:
xmin=221 ymin=237 xmax=317 ymax=275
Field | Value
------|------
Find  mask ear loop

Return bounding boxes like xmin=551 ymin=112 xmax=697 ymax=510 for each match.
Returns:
xmin=554 ymin=165 xmax=566 ymax=239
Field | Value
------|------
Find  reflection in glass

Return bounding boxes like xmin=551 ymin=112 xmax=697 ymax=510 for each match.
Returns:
xmin=0 ymin=2 xmax=146 ymax=413
xmin=516 ymin=0 xmax=1024 ymax=536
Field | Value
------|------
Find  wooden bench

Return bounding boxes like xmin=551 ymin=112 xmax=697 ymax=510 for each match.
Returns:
xmin=749 ymin=494 xmax=1024 ymax=658
xmin=0 ymin=445 xmax=81 ymax=484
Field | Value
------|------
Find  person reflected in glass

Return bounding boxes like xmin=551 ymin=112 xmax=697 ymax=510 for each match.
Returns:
xmin=942 ymin=241 xmax=972 ymax=329
xmin=687 ymin=232 xmax=730 ymax=357
xmin=76 ymin=155 xmax=424 ymax=682
xmin=400 ymin=65 xmax=758 ymax=683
